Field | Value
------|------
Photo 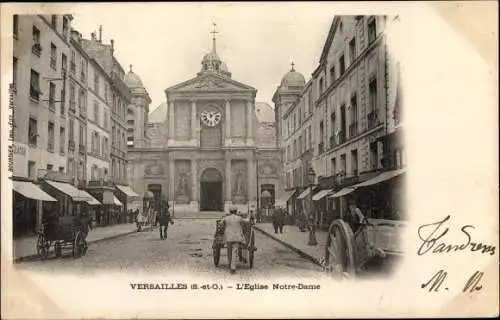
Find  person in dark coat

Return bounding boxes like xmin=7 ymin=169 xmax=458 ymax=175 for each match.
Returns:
xmin=272 ymin=207 xmax=285 ymax=234
xmin=158 ymin=206 xmax=174 ymax=240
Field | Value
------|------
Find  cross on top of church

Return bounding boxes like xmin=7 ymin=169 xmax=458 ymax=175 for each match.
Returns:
xmin=129 ymin=64 xmax=133 ymax=73
xmin=210 ymin=22 xmax=218 ymax=53
xmin=290 ymin=61 xmax=295 ymax=71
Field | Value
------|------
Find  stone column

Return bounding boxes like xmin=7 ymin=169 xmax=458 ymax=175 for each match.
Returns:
xmin=247 ymin=158 xmax=256 ymax=212
xmin=246 ymin=100 xmax=254 ymax=145
xmin=190 ymin=99 xmax=197 ymax=140
xmin=190 ymin=159 xmax=198 ymax=209
xmin=225 ymin=99 xmax=231 ymax=139
xmin=168 ymin=159 xmax=175 ymax=205
xmin=225 ymin=159 xmax=232 ymax=209
xmin=168 ymin=100 xmax=175 ymax=142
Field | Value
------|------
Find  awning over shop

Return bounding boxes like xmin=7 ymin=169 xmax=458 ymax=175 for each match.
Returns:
xmin=116 ymin=185 xmax=139 ymax=198
xmin=329 ymin=188 xmax=355 ymax=198
xmin=13 ymin=181 xmax=57 ymax=202
xmin=113 ymin=196 xmax=123 ymax=206
xmin=78 ymin=190 xmax=101 ymax=205
xmin=275 ymin=189 xmax=295 ymax=206
xmin=352 ymin=168 xmax=406 ymax=188
xmin=44 ymin=180 xmax=91 ymax=201
xmin=312 ymin=189 xmax=333 ymax=201
xmin=297 ymin=188 xmax=311 ymax=200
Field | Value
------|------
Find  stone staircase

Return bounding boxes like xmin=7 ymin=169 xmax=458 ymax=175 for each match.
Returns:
xmin=172 ymin=211 xmax=224 ymax=219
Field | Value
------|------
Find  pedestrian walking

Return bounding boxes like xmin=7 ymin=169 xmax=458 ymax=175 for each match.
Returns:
xmin=222 ymin=207 xmax=246 ymax=274
xmin=272 ymin=207 xmax=285 ymax=234
xmin=159 ymin=207 xmax=174 ymax=240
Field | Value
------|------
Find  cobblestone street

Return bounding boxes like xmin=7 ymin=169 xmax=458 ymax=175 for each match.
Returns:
xmin=16 ymin=219 xmax=324 ymax=278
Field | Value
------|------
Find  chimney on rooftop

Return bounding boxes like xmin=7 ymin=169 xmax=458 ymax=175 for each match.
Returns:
xmin=110 ymin=39 xmax=115 ymax=56
xmin=91 ymin=32 xmax=96 ymax=41
xmin=99 ymin=25 xmax=102 ymax=43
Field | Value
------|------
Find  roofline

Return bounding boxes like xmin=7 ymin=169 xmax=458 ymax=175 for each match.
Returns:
xmin=165 ymin=72 xmax=257 ymax=94
xmin=312 ymin=16 xmax=341 ymax=77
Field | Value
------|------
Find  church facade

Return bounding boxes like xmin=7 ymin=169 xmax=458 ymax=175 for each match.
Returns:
xmin=126 ymin=32 xmax=283 ymax=215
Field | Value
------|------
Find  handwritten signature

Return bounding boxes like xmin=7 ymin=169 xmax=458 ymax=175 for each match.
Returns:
xmin=421 ymin=270 xmax=484 ymax=293
xmin=417 ymin=215 xmax=496 ymax=256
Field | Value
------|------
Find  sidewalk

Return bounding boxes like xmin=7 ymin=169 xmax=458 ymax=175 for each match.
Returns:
xmin=254 ymin=223 xmax=328 ymax=266
xmin=14 ymin=223 xmax=137 ymax=261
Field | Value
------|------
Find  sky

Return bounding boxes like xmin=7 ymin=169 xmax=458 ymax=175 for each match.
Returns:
xmin=70 ymin=3 xmax=336 ymax=113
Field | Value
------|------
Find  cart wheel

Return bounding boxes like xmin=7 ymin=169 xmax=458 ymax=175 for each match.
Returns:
xmin=73 ymin=231 xmax=84 ymax=258
xmin=248 ymin=230 xmax=255 ymax=268
xmin=324 ymin=220 xmax=356 ymax=279
xmin=54 ymin=242 xmax=62 ymax=257
xmin=36 ymin=233 xmax=48 ymax=259
xmin=213 ymin=244 xmax=221 ymax=267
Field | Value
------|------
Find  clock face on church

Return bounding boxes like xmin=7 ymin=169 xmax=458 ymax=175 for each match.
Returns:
xmin=200 ymin=110 xmax=222 ymax=127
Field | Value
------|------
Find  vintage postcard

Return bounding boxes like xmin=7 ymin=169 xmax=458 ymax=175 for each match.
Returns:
xmin=1 ymin=1 xmax=498 ymax=319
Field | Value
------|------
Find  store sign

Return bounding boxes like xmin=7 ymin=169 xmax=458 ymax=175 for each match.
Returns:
xmin=13 ymin=143 xmax=26 ymax=156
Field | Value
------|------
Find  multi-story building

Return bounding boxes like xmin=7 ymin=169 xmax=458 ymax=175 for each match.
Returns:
xmin=124 ymin=66 xmax=152 ymax=148
xmin=80 ymin=29 xmax=136 ymax=222
xmin=12 ymin=14 xmax=76 ymax=236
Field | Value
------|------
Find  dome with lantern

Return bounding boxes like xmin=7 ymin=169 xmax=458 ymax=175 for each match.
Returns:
xmin=198 ymin=24 xmax=231 ymax=78
xmin=280 ymin=63 xmax=306 ymax=89
xmin=124 ymin=65 xmax=145 ymax=88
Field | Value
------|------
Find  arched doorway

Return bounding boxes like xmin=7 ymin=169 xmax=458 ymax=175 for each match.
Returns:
xmin=200 ymin=168 xmax=223 ymax=211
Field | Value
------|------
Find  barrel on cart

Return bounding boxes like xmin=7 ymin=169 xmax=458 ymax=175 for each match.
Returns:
xmin=212 ymin=219 xmax=256 ymax=268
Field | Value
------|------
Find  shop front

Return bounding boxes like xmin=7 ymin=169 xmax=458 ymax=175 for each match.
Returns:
xmin=12 ymin=179 xmax=57 ymax=237
xmin=115 ymin=185 xmax=140 ymax=223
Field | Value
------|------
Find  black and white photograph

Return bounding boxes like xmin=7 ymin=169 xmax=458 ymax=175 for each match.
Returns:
xmin=1 ymin=2 xmax=498 ymax=319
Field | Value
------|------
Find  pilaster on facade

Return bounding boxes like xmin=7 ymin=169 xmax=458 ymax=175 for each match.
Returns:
xmin=167 ymin=99 xmax=175 ymax=145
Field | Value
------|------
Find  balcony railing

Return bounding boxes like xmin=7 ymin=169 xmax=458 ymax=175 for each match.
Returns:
xmin=318 ymin=142 xmax=324 ymax=154
xmin=349 ymin=122 xmax=358 ymax=138
xmin=32 ymin=43 xmax=42 ymax=56
xmin=78 ymin=144 xmax=86 ymax=154
xmin=329 ymin=135 xmax=336 ymax=149
xmin=88 ymin=179 xmax=114 ymax=188
xmin=49 ymin=100 xmax=56 ymax=113
xmin=68 ymin=140 xmax=75 ymax=151
xmin=367 ymin=111 xmax=378 ymax=129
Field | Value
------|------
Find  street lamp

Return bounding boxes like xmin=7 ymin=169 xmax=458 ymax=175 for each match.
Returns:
xmin=307 ymin=166 xmax=317 ymax=246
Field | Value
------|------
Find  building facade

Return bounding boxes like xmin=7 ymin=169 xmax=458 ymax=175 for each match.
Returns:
xmin=127 ymin=31 xmax=282 ymax=215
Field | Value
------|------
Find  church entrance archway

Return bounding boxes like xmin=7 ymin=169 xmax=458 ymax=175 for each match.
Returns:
xmin=200 ymin=168 xmax=223 ymax=211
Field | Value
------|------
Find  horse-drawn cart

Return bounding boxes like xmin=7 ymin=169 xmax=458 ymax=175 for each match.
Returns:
xmin=36 ymin=216 xmax=88 ymax=259
xmin=212 ymin=219 xmax=256 ymax=268
xmin=323 ymin=212 xmax=406 ymax=279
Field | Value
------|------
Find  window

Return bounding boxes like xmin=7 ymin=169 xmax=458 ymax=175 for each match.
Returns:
xmin=340 ymin=104 xmax=346 ymax=143
xmin=61 ymin=53 xmax=67 ymax=72
xmin=350 ymin=94 xmax=358 ymax=137
xmin=13 ymin=58 xmax=17 ymax=88
xmin=50 ymin=43 xmax=57 ymax=70
xmin=13 ymin=15 xmax=19 ymax=38
xmin=370 ymin=142 xmax=378 ymax=169
xmin=319 ymin=78 xmax=324 ymax=94
xmin=308 ymin=92 xmax=313 ymax=113
xmin=104 ymin=84 xmax=108 ymax=103
xmin=329 ymin=65 xmax=336 ymax=84
xmin=28 ymin=117 xmax=38 ymax=146
xmin=308 ymin=126 xmax=312 ymax=150
xmin=28 ymin=161 xmax=36 ymax=179
xmin=47 ymin=164 xmax=54 ymax=171
xmin=79 ymin=125 xmax=84 ymax=145
xmin=368 ymin=78 xmax=378 ymax=128
xmin=30 ymin=69 xmax=41 ymax=101
xmin=59 ymin=127 xmax=65 ymax=154
xmin=51 ymin=15 xmax=57 ymax=29
xmin=71 ymin=50 xmax=76 ymax=73
xmin=331 ymin=158 xmax=336 ymax=175
xmin=69 ymin=83 xmax=76 ymax=111
xmin=79 ymin=89 xmax=87 ymax=116
xmin=340 ymin=154 xmax=346 ymax=173
xmin=32 ymin=26 xmax=41 ymax=56
xmin=81 ymin=58 xmax=87 ymax=82
xmin=339 ymin=54 xmax=345 ymax=75
xmin=368 ymin=17 xmax=377 ymax=43
xmin=349 ymin=38 xmax=356 ymax=63
xmin=102 ymin=137 xmax=108 ymax=158
xmin=47 ymin=122 xmax=55 ymax=152
xmin=49 ymin=82 xmax=56 ymax=111
xmin=103 ymin=109 xmax=108 ymax=129
xmin=93 ymin=101 xmax=99 ymax=123
xmin=58 ymin=166 xmax=64 ymax=174
xmin=319 ymin=120 xmax=324 ymax=153
xmin=351 ymin=149 xmax=358 ymax=176
xmin=94 ymin=74 xmax=99 ymax=94
xmin=69 ymin=119 xmax=74 ymax=141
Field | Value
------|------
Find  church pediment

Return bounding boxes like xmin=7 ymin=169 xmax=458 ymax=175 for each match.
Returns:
xmin=166 ymin=74 xmax=256 ymax=93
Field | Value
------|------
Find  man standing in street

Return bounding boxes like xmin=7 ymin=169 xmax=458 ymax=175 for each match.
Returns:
xmin=272 ymin=206 xmax=285 ymax=234
xmin=159 ymin=205 xmax=174 ymax=240
xmin=222 ymin=207 xmax=246 ymax=274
